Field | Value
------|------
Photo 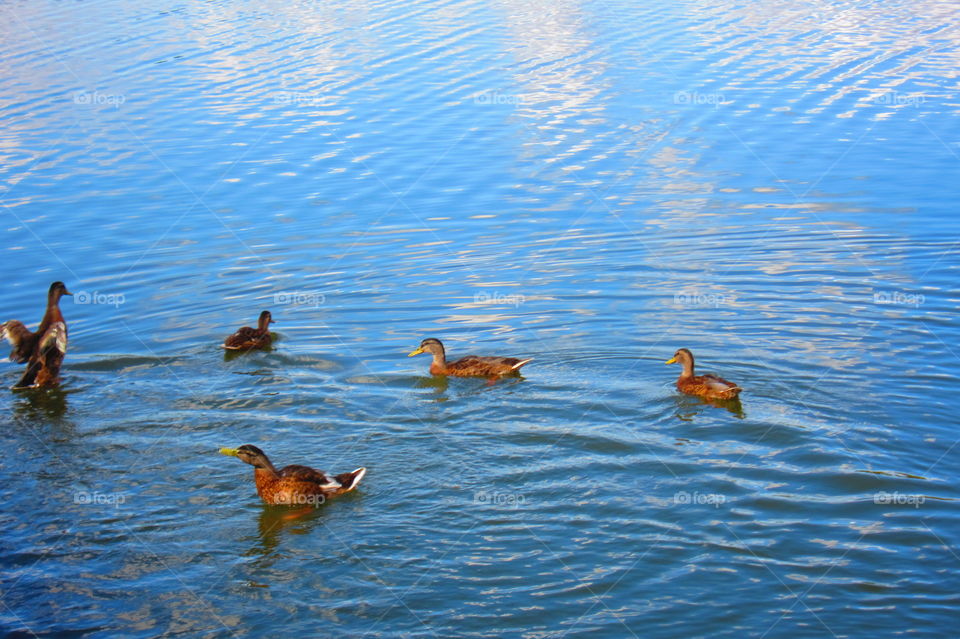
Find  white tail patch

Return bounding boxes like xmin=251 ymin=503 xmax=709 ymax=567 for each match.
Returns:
xmin=319 ymin=476 xmax=342 ymax=490
xmin=346 ymin=467 xmax=367 ymax=491
xmin=512 ymin=358 xmax=533 ymax=370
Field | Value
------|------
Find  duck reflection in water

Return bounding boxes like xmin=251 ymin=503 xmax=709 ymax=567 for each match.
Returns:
xmin=674 ymin=393 xmax=745 ymax=420
xmin=412 ymin=372 xmax=525 ymax=402
xmin=246 ymin=504 xmax=325 ymax=562
xmin=414 ymin=372 xmax=449 ymax=400
xmin=12 ymin=386 xmax=70 ymax=419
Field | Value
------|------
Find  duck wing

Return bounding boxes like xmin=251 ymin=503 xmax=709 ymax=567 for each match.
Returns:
xmin=701 ymin=374 xmax=741 ymax=397
xmin=1 ymin=320 xmax=36 ymax=363
xmin=223 ymin=326 xmax=259 ymax=349
xmin=14 ymin=322 xmax=67 ymax=389
xmin=278 ymin=464 xmax=343 ymax=490
xmin=447 ymin=355 xmax=531 ymax=376
xmin=39 ymin=321 xmax=68 ymax=356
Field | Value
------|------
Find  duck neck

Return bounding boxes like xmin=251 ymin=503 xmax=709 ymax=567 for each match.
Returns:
xmin=41 ymin=289 xmax=65 ymax=328
xmin=254 ymin=459 xmax=280 ymax=481
xmin=253 ymin=464 xmax=281 ymax=499
xmin=426 ymin=348 xmax=447 ymax=375
xmin=257 ymin=316 xmax=271 ymax=333
xmin=678 ymin=358 xmax=695 ymax=380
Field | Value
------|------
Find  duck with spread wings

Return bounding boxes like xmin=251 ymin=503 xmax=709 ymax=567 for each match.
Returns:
xmin=1 ymin=281 xmax=72 ymax=389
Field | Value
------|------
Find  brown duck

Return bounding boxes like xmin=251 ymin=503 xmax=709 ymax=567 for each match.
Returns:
xmin=223 ymin=310 xmax=274 ymax=350
xmin=407 ymin=337 xmax=531 ymax=377
xmin=1 ymin=281 xmax=72 ymax=389
xmin=219 ymin=444 xmax=366 ymax=506
xmin=665 ymin=348 xmax=741 ymax=400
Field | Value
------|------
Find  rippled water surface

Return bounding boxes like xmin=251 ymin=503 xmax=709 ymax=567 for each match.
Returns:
xmin=2 ymin=0 xmax=959 ymax=636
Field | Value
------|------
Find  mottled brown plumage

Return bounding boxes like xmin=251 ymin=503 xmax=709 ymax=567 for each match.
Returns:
xmin=1 ymin=281 xmax=72 ymax=389
xmin=219 ymin=444 xmax=366 ymax=506
xmin=665 ymin=348 xmax=741 ymax=400
xmin=407 ymin=338 xmax=531 ymax=377
xmin=223 ymin=310 xmax=274 ymax=350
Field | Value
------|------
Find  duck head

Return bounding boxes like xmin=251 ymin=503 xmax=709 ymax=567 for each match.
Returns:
xmin=665 ymin=348 xmax=695 ymax=377
xmin=220 ymin=444 xmax=276 ymax=471
xmin=408 ymin=337 xmax=445 ymax=361
xmin=49 ymin=281 xmax=72 ymax=302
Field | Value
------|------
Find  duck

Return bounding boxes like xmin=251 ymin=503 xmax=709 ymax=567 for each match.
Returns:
xmin=219 ymin=444 xmax=366 ymax=506
xmin=1 ymin=281 xmax=72 ymax=389
xmin=407 ymin=337 xmax=532 ymax=377
xmin=223 ymin=310 xmax=274 ymax=350
xmin=665 ymin=348 xmax=741 ymax=400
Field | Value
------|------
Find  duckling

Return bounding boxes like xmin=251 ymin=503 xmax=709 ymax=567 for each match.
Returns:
xmin=1 ymin=281 xmax=72 ymax=389
xmin=665 ymin=348 xmax=741 ymax=400
xmin=220 ymin=444 xmax=366 ymax=506
xmin=408 ymin=337 xmax=531 ymax=377
xmin=223 ymin=310 xmax=274 ymax=350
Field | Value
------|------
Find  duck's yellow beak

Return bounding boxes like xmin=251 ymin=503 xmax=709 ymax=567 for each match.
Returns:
xmin=407 ymin=347 xmax=424 ymax=357
xmin=219 ymin=447 xmax=239 ymax=457
xmin=665 ymin=357 xmax=677 ymax=365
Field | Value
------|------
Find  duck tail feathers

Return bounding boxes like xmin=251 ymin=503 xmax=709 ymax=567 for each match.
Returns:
xmin=336 ymin=467 xmax=367 ymax=492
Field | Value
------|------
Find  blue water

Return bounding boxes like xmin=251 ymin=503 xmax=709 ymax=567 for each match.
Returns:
xmin=1 ymin=0 xmax=958 ymax=636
